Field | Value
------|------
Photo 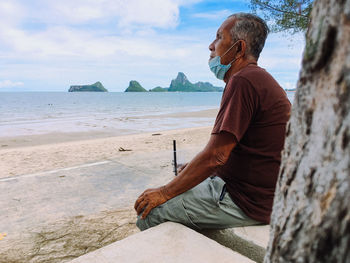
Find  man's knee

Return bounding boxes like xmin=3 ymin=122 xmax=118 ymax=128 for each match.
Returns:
xmin=135 ymin=195 xmax=188 ymax=231
xmin=135 ymin=208 xmax=164 ymax=231
xmin=136 ymin=216 xmax=150 ymax=231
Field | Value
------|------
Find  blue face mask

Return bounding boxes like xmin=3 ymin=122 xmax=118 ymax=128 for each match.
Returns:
xmin=208 ymin=41 xmax=239 ymax=80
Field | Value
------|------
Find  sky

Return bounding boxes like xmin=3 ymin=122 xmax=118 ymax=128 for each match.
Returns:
xmin=0 ymin=0 xmax=305 ymax=92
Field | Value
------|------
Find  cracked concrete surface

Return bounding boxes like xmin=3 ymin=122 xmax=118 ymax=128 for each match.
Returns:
xmin=0 ymin=149 xmax=198 ymax=263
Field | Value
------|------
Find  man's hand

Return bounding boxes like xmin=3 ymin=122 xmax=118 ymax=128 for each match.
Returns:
xmin=134 ymin=186 xmax=170 ymax=219
xmin=135 ymin=133 xmax=236 ymax=220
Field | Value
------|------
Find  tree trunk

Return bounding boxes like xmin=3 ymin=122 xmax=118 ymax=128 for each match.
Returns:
xmin=265 ymin=0 xmax=350 ymax=262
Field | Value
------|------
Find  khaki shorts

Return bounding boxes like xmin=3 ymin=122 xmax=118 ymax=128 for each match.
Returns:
xmin=136 ymin=176 xmax=262 ymax=231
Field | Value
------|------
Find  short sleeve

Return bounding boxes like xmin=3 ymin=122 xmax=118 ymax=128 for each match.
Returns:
xmin=212 ymin=76 xmax=258 ymax=142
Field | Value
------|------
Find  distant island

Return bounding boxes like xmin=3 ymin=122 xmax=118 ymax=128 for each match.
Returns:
xmin=125 ymin=80 xmax=148 ymax=92
xmin=124 ymin=72 xmax=223 ymax=92
xmin=150 ymin=86 xmax=167 ymax=92
xmin=69 ymin=82 xmax=108 ymax=92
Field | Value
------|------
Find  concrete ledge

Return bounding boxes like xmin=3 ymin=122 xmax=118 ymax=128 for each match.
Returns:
xmin=69 ymin=222 xmax=254 ymax=263
xmin=200 ymin=225 xmax=270 ymax=263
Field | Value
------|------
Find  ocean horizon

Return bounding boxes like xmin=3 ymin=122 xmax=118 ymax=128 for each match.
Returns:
xmin=0 ymin=91 xmax=295 ymax=138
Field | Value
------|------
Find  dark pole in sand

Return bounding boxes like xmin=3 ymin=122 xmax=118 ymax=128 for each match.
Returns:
xmin=173 ymin=140 xmax=177 ymax=176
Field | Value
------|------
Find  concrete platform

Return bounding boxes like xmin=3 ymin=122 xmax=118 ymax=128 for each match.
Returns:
xmin=0 ymin=146 xmax=270 ymax=263
xmin=0 ymin=150 xmax=176 ymax=263
xmin=200 ymin=225 xmax=269 ymax=263
xmin=0 ymin=150 xmax=174 ymax=235
xmin=68 ymin=222 xmax=254 ymax=263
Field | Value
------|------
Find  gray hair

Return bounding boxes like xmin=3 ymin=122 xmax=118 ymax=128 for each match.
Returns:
xmin=228 ymin=13 xmax=269 ymax=59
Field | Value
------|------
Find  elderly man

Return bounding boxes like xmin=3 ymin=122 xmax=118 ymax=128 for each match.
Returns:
xmin=135 ymin=13 xmax=291 ymax=231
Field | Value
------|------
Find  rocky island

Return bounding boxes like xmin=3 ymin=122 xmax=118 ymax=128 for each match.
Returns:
xmin=149 ymin=86 xmax=167 ymax=92
xmin=69 ymin=82 xmax=108 ymax=92
xmin=124 ymin=72 xmax=223 ymax=92
xmin=168 ymin=72 xmax=223 ymax=92
xmin=125 ymin=80 xmax=148 ymax=92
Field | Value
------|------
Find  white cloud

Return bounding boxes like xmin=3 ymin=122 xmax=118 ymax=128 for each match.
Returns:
xmin=0 ymin=80 xmax=24 ymax=88
xmin=193 ymin=9 xmax=231 ymax=20
xmin=0 ymin=24 xmax=197 ymax=61
xmin=0 ymin=0 xmax=303 ymax=91
xmin=0 ymin=0 xmax=24 ymax=26
xmin=13 ymin=0 xmax=181 ymax=29
xmin=0 ymin=0 xmax=192 ymax=60
xmin=282 ymin=82 xmax=297 ymax=90
xmin=116 ymin=0 xmax=180 ymax=29
xmin=259 ymin=33 xmax=304 ymax=70
xmin=175 ymin=0 xmax=202 ymax=5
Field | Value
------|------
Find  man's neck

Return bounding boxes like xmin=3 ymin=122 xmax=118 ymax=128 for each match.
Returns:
xmin=224 ymin=58 xmax=257 ymax=83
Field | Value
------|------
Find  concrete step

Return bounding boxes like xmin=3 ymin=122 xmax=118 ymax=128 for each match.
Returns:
xmin=200 ymin=225 xmax=270 ymax=263
xmin=68 ymin=222 xmax=255 ymax=263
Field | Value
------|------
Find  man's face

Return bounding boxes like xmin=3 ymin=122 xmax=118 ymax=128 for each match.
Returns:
xmin=209 ymin=17 xmax=236 ymax=65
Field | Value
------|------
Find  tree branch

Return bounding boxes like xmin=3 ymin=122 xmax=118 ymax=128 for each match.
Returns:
xmin=256 ymin=1 xmax=309 ymax=18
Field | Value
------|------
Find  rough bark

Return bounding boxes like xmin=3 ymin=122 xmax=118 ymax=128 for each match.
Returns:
xmin=265 ymin=0 xmax=350 ymax=262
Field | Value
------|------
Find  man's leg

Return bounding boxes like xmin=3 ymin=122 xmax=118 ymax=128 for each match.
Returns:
xmin=136 ymin=190 xmax=198 ymax=231
xmin=136 ymin=177 xmax=262 ymax=231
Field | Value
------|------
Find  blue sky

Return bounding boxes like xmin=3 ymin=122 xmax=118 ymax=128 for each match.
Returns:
xmin=0 ymin=0 xmax=305 ymax=92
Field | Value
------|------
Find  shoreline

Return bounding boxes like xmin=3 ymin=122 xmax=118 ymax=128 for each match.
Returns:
xmin=0 ymin=126 xmax=212 ymax=179
xmin=0 ymin=108 xmax=218 ymax=148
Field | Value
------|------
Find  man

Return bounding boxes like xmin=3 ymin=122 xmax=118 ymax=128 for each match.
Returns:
xmin=134 ymin=13 xmax=291 ymax=231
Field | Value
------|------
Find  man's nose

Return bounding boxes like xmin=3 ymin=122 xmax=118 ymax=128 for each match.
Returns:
xmin=209 ymin=41 xmax=214 ymax=51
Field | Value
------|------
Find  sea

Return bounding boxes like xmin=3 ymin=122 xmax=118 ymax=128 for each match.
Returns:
xmin=0 ymin=91 xmax=295 ymax=138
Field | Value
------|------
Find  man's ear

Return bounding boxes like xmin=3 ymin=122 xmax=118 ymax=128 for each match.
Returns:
xmin=237 ymin=40 xmax=246 ymax=57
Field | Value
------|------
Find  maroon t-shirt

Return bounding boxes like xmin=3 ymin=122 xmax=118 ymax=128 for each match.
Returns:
xmin=212 ymin=64 xmax=291 ymax=223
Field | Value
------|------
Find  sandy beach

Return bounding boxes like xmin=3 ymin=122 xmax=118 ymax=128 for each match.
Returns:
xmin=0 ymin=109 xmax=216 ymax=262
xmin=0 ymin=109 xmax=217 ymax=179
xmin=0 ymin=126 xmax=212 ymax=179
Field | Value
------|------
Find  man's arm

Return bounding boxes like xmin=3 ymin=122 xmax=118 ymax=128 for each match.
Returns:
xmin=134 ymin=131 xmax=236 ymax=219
